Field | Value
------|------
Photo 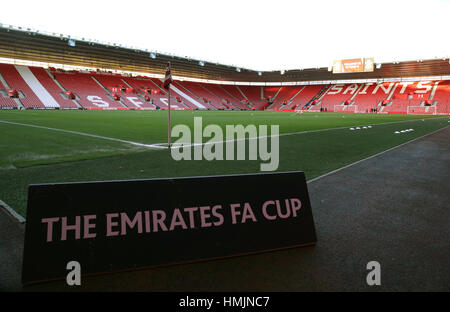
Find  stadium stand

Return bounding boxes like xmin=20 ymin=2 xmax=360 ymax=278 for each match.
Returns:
xmin=0 ymin=63 xmax=45 ymax=109
xmin=196 ymin=83 xmax=235 ymax=109
xmin=291 ymin=85 xmax=325 ymax=110
xmin=218 ymin=85 xmax=250 ymax=110
xmin=263 ymin=87 xmax=280 ymax=102
xmin=0 ymin=78 xmax=19 ymax=109
xmin=121 ymin=76 xmax=169 ymax=109
xmin=0 ymin=62 xmax=449 ymax=114
xmin=432 ymin=80 xmax=450 ymax=114
xmin=268 ymin=86 xmax=304 ymax=110
xmin=92 ymin=74 xmax=156 ymax=110
xmin=197 ymin=82 xmax=234 ymax=110
xmin=239 ymin=86 xmax=265 ymax=109
xmin=385 ymin=81 xmax=432 ymax=114
xmin=318 ymin=84 xmax=358 ymax=112
xmin=172 ymin=81 xmax=218 ymax=110
xmin=29 ymin=66 xmax=79 ymax=109
xmin=53 ymin=71 xmax=124 ymax=109
xmin=351 ymin=82 xmax=394 ymax=113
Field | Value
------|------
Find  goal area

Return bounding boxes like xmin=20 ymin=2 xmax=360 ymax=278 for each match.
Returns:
xmin=407 ymin=106 xmax=436 ymax=115
xmin=333 ymin=105 xmax=357 ymax=113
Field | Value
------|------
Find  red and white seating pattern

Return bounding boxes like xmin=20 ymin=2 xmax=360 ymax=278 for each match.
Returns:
xmin=53 ymin=71 xmax=124 ymax=109
xmin=432 ymin=80 xmax=450 ymax=114
xmin=352 ymin=82 xmax=393 ymax=112
xmin=121 ymin=77 xmax=170 ymax=109
xmin=29 ymin=66 xmax=79 ymax=109
xmin=197 ymin=83 xmax=237 ymax=109
xmin=92 ymin=74 xmax=157 ymax=110
xmin=0 ymin=63 xmax=448 ymax=114
xmin=319 ymin=84 xmax=358 ymax=111
xmin=0 ymin=63 xmax=45 ymax=109
xmin=238 ymin=86 xmax=265 ymax=109
xmin=290 ymin=85 xmax=324 ymax=110
xmin=387 ymin=81 xmax=434 ymax=113
xmin=171 ymin=81 xmax=214 ymax=110
xmin=0 ymin=78 xmax=18 ymax=109
xmin=217 ymin=85 xmax=250 ymax=109
xmin=269 ymin=86 xmax=304 ymax=110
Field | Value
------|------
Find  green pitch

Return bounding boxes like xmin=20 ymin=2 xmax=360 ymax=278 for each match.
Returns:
xmin=0 ymin=110 xmax=448 ymax=217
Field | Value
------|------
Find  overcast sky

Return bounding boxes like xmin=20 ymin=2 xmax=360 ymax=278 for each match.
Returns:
xmin=1 ymin=0 xmax=449 ymax=71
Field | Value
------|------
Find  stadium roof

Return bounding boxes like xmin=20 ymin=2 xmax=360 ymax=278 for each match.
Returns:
xmin=1 ymin=25 xmax=449 ymax=83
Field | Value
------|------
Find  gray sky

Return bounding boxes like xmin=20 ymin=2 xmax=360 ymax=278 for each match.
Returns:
xmin=1 ymin=0 xmax=449 ymax=71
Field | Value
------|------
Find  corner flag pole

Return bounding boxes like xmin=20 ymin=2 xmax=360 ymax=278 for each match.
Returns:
xmin=168 ymin=88 xmax=171 ymax=148
xmin=164 ymin=61 xmax=173 ymax=148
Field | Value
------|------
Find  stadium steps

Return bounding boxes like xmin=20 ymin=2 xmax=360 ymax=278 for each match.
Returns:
xmin=120 ymin=78 xmax=159 ymax=110
xmin=333 ymin=84 xmax=365 ymax=112
xmin=91 ymin=76 xmax=128 ymax=108
xmin=45 ymin=69 xmax=83 ymax=109
xmin=198 ymin=84 xmax=230 ymax=109
xmin=146 ymin=78 xmax=183 ymax=109
xmin=428 ymin=81 xmax=439 ymax=101
xmin=218 ymin=85 xmax=248 ymax=109
xmin=348 ymin=84 xmax=364 ymax=102
xmin=270 ymin=87 xmax=282 ymax=102
xmin=152 ymin=78 xmax=193 ymax=110
xmin=236 ymin=86 xmax=251 ymax=106
xmin=15 ymin=66 xmax=60 ymax=109
xmin=201 ymin=83 xmax=240 ymax=110
xmin=304 ymin=84 xmax=330 ymax=110
xmin=264 ymin=87 xmax=283 ymax=110
xmin=175 ymin=81 xmax=219 ymax=110
xmin=165 ymin=81 xmax=207 ymax=110
xmin=173 ymin=81 xmax=199 ymax=100
xmin=282 ymin=86 xmax=306 ymax=110
xmin=0 ymin=64 xmax=46 ymax=109
xmin=120 ymin=77 xmax=165 ymax=110
xmin=150 ymin=79 xmax=191 ymax=110
xmin=386 ymin=83 xmax=398 ymax=102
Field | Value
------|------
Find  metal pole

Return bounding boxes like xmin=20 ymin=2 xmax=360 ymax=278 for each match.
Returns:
xmin=168 ymin=89 xmax=171 ymax=148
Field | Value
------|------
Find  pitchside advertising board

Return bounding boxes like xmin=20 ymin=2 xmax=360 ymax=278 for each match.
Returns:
xmin=22 ymin=171 xmax=317 ymax=284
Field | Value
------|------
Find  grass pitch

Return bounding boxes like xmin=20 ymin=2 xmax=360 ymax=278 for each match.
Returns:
xmin=0 ymin=110 xmax=448 ymax=216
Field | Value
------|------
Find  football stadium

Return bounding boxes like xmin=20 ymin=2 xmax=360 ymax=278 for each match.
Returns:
xmin=0 ymin=0 xmax=449 ymax=295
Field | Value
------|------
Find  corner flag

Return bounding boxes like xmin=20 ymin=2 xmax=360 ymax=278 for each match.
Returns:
xmin=164 ymin=62 xmax=173 ymax=90
xmin=164 ymin=62 xmax=173 ymax=147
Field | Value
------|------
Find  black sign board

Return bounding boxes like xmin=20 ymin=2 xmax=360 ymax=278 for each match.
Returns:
xmin=22 ymin=171 xmax=316 ymax=284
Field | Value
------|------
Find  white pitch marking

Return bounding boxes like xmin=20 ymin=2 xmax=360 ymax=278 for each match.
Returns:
xmin=0 ymin=120 xmax=167 ymax=149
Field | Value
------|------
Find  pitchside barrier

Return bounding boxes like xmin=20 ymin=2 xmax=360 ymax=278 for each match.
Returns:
xmin=22 ymin=171 xmax=317 ymax=284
